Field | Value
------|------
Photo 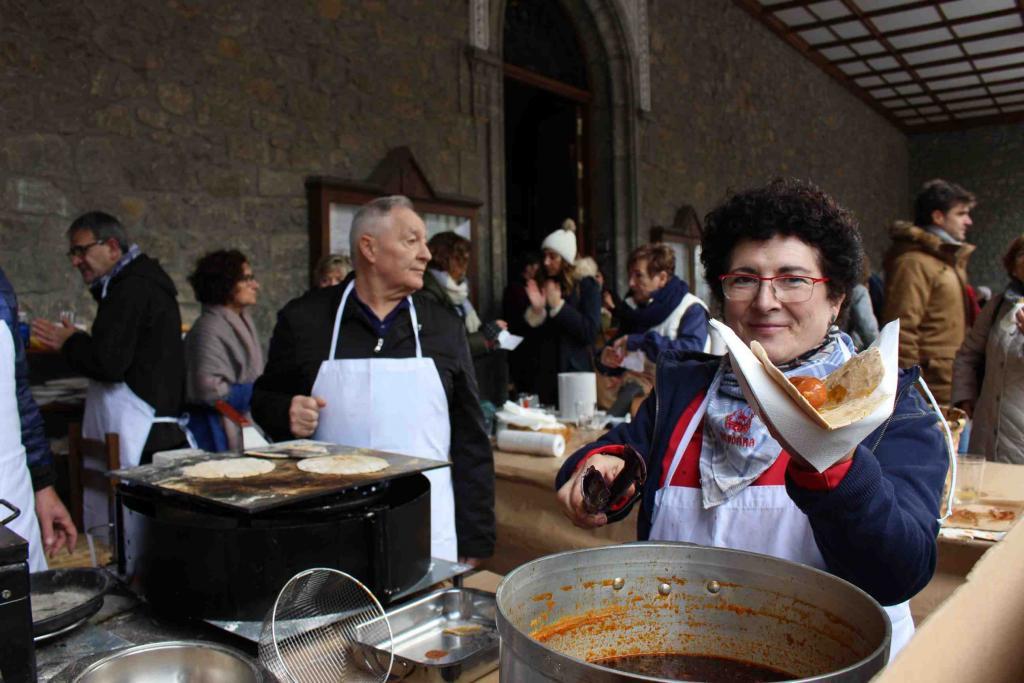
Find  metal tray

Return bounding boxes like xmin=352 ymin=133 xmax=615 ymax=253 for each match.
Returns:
xmin=358 ymin=587 xmax=498 ymax=682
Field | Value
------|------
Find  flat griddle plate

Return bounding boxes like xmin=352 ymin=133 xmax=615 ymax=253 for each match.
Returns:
xmin=112 ymin=442 xmax=449 ymax=513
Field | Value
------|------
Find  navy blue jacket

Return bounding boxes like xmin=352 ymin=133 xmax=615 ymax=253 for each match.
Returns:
xmin=0 ymin=267 xmax=55 ymax=490
xmin=557 ymin=351 xmax=948 ymax=606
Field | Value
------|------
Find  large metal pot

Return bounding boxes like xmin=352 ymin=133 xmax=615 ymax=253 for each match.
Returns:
xmin=56 ymin=640 xmax=274 ymax=682
xmin=496 ymin=543 xmax=890 ymax=682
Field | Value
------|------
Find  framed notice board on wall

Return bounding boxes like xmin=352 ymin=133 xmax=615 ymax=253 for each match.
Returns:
xmin=307 ymin=147 xmax=482 ymax=290
xmin=650 ymin=204 xmax=710 ymax=304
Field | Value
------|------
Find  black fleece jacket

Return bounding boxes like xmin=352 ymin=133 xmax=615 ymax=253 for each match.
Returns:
xmin=251 ymin=279 xmax=496 ymax=558
xmin=62 ymin=254 xmax=187 ymax=460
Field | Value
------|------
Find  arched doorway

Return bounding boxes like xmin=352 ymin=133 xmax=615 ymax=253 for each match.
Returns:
xmin=503 ymin=0 xmax=591 ymax=275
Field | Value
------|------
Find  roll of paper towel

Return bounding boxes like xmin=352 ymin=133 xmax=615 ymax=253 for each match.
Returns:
xmin=496 ymin=429 xmax=566 ymax=457
xmin=558 ymin=372 xmax=597 ymax=423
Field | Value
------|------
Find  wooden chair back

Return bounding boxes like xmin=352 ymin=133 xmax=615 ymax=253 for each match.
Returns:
xmin=66 ymin=423 xmax=121 ymax=531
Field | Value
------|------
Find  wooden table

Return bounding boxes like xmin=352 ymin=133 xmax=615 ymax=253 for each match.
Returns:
xmin=485 ymin=427 xmax=638 ymax=576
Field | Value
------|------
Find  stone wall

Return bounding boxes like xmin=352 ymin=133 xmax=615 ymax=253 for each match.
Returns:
xmin=0 ymin=0 xmax=913 ymax=343
xmin=909 ymin=124 xmax=1024 ymax=292
xmin=640 ymin=1 xmax=909 ymax=273
xmin=0 ymin=0 xmax=477 ymax=338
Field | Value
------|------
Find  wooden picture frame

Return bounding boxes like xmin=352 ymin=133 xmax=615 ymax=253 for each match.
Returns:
xmin=307 ymin=147 xmax=483 ymax=294
xmin=650 ymin=204 xmax=710 ymax=303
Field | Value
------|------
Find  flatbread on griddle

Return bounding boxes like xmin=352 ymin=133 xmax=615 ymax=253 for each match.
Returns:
xmin=182 ymin=457 xmax=275 ymax=479
xmin=751 ymin=342 xmax=887 ymax=430
xmin=296 ymin=454 xmax=389 ymax=476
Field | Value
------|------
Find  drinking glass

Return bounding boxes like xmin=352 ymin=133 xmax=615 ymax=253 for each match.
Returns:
xmin=955 ymin=455 xmax=986 ymax=505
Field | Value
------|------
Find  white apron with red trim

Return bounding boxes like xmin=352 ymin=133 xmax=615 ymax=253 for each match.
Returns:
xmin=648 ymin=375 xmax=915 ymax=659
xmin=0 ymin=321 xmax=46 ymax=571
xmin=311 ymin=281 xmax=457 ymax=562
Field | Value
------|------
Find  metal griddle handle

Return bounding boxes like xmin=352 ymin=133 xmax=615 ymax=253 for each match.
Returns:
xmin=0 ymin=499 xmax=20 ymax=527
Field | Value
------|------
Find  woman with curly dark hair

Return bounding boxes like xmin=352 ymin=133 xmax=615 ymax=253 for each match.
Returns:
xmin=556 ymin=179 xmax=947 ymax=658
xmin=184 ymin=249 xmax=264 ymax=451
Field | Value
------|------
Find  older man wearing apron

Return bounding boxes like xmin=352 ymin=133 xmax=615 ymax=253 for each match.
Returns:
xmin=252 ymin=196 xmax=495 ymax=565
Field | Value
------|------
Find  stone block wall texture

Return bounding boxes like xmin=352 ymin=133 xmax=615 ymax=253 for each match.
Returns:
xmin=909 ymin=124 xmax=1024 ymax=292
xmin=0 ymin=0 xmax=478 ymax=337
xmin=0 ymin=0 xmax=911 ymax=344
xmin=641 ymin=1 xmax=909 ymax=273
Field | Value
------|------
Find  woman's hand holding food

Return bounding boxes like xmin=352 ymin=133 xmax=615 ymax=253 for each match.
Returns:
xmin=557 ymin=453 xmax=634 ymax=529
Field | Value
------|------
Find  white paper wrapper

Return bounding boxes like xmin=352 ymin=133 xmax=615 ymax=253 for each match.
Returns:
xmin=708 ymin=318 xmax=900 ymax=472
xmin=496 ymin=401 xmax=559 ymax=430
xmin=496 ymin=429 xmax=566 ymax=457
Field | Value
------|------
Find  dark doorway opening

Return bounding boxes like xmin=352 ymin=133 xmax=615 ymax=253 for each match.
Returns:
xmin=503 ymin=77 xmax=582 ymax=281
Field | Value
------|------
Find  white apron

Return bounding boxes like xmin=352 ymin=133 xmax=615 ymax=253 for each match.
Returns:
xmin=0 ymin=322 xmax=46 ymax=571
xmin=311 ymin=281 xmax=457 ymax=561
xmin=649 ymin=370 xmax=915 ymax=660
xmin=81 ymin=381 xmax=193 ymax=530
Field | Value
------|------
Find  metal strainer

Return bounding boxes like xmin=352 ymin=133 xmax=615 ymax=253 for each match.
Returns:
xmin=258 ymin=568 xmax=393 ymax=682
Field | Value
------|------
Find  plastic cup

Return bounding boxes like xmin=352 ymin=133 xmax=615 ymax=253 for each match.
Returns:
xmin=955 ymin=455 xmax=986 ymax=505
xmin=85 ymin=523 xmax=117 ymax=568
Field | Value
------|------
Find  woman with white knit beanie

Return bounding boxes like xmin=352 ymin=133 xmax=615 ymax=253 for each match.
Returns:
xmin=521 ymin=218 xmax=603 ymax=404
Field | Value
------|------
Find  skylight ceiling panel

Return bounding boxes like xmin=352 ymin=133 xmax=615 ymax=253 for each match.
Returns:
xmin=832 ymin=20 xmax=871 ymax=39
xmin=821 ymin=46 xmax=857 ymax=59
xmin=895 ymin=83 xmax=923 ymax=94
xmin=929 ymin=74 xmax=983 ymax=89
xmin=953 ymin=15 xmax=1022 ymax=39
xmin=871 ymin=87 xmax=898 ymax=98
xmin=917 ymin=105 xmax=943 ymax=113
xmin=981 ymin=65 xmax=1024 ymax=82
xmin=940 ymin=0 xmax=1015 ymax=21
xmin=996 ymin=93 xmax=1024 ymax=103
xmin=927 ymin=115 xmax=951 ymax=121
xmin=868 ymin=56 xmax=900 ymax=70
xmin=774 ymin=7 xmax=816 ymax=26
xmin=882 ymin=98 xmax=909 ymax=107
xmin=964 ymin=34 xmax=1024 ymax=56
xmin=974 ymin=53 xmax=1024 ymax=71
xmin=855 ymin=75 xmax=886 ymax=87
xmin=854 ymin=0 xmax=921 ymax=12
xmin=852 ymin=40 xmax=884 ymax=55
xmin=989 ymin=81 xmax=1024 ymax=92
xmin=956 ymin=107 xmax=1000 ymax=117
xmin=759 ymin=0 xmax=795 ymax=6
xmin=904 ymin=45 xmax=966 ymax=65
xmin=800 ymin=27 xmax=838 ymax=45
xmin=947 ymin=98 xmax=995 ymax=110
xmin=884 ymin=71 xmax=914 ymax=84
xmin=906 ymin=95 xmax=933 ymax=105
xmin=808 ymin=1 xmax=850 ymax=21
xmin=838 ymin=61 xmax=872 ymax=75
xmin=936 ymin=86 xmax=989 ymax=100
xmin=871 ymin=6 xmax=942 ymax=33
xmin=916 ymin=62 xmax=972 ymax=79
xmin=1003 ymin=103 xmax=1024 ymax=111
xmin=888 ymin=28 xmax=954 ymax=50
xmin=894 ymin=108 xmax=918 ymax=116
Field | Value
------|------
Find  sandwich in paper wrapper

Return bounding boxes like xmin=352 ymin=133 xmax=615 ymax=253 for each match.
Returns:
xmin=708 ymin=318 xmax=901 ymax=473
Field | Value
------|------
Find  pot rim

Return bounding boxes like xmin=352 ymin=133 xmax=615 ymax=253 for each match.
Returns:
xmin=496 ymin=541 xmax=892 ymax=683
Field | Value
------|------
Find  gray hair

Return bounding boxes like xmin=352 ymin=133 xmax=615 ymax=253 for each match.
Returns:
xmin=349 ymin=195 xmax=414 ymax=256
xmin=315 ymin=253 xmax=352 ymax=281
xmin=66 ymin=211 xmax=130 ymax=250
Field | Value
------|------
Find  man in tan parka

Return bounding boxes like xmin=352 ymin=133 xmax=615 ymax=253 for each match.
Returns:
xmin=882 ymin=179 xmax=976 ymax=404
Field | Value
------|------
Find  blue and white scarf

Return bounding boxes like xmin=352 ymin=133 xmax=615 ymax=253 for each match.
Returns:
xmin=699 ymin=328 xmax=855 ymax=508
xmin=91 ymin=243 xmax=141 ymax=300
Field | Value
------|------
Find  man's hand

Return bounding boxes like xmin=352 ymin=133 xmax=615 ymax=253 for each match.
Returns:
xmin=458 ymin=556 xmax=483 ymax=569
xmin=35 ymin=486 xmax=77 ymax=557
xmin=525 ymin=279 xmax=545 ymax=311
xmin=30 ymin=319 xmax=77 ymax=351
xmin=956 ymin=399 xmax=975 ymax=419
xmin=556 ymin=453 xmax=631 ymax=529
xmin=289 ymin=396 xmax=326 ymax=437
xmin=602 ymin=290 xmax=615 ymax=311
xmin=543 ymin=280 xmax=563 ymax=309
xmin=1016 ymin=306 xmax=1024 ymax=335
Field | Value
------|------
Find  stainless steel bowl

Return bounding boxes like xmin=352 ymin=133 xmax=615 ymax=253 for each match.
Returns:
xmin=496 ymin=542 xmax=890 ymax=682
xmin=69 ymin=640 xmax=272 ymax=683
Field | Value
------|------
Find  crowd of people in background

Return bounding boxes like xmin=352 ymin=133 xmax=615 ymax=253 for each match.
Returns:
xmin=4 ymin=173 xmax=1021 ymax=574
